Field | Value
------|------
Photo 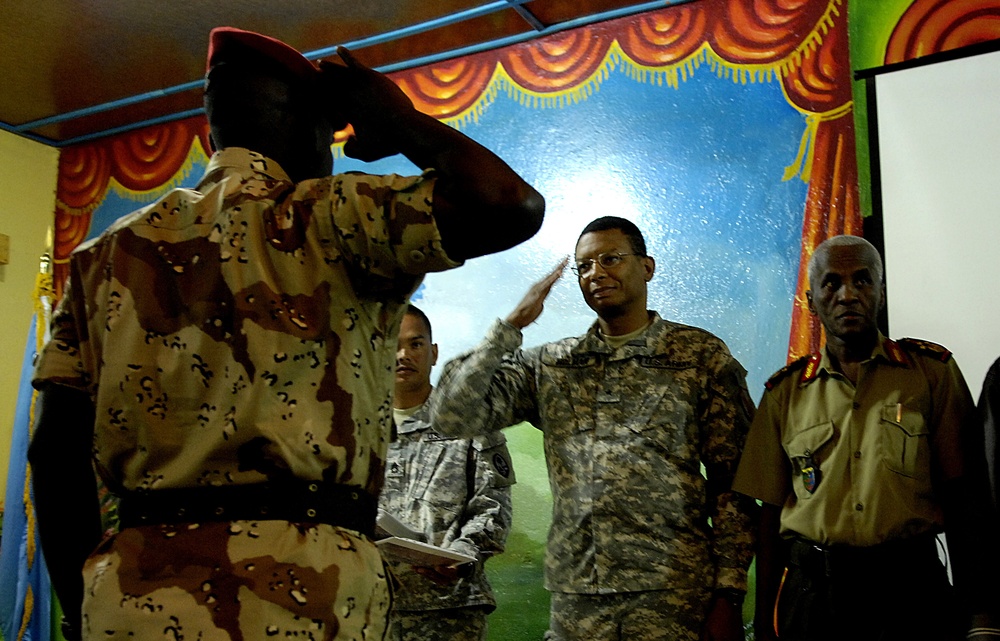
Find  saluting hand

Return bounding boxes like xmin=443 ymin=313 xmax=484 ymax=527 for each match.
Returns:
xmin=319 ymin=47 xmax=416 ymax=162
xmin=505 ymin=257 xmax=568 ymax=330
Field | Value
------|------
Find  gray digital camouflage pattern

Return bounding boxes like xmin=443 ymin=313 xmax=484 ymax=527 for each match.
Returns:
xmin=380 ymin=400 xmax=513 ymax=640
xmin=545 ymin=590 xmax=708 ymax=641
xmin=33 ymin=147 xmax=460 ymax=641
xmin=430 ymin=314 xmax=757 ymax=636
xmin=380 ymin=400 xmax=513 ymax=608
xmin=386 ymin=606 xmax=490 ymax=641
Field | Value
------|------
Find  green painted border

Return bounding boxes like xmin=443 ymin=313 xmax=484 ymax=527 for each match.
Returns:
xmin=849 ymin=0 xmax=913 ymax=218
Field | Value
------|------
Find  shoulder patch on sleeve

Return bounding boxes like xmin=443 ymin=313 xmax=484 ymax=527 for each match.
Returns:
xmin=765 ymin=354 xmax=817 ymax=390
xmin=897 ymin=338 xmax=952 ymax=363
xmin=472 ymin=434 xmax=515 ymax=486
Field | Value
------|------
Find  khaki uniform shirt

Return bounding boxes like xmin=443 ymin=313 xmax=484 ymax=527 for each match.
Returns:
xmin=32 ymin=148 xmax=460 ymax=641
xmin=430 ymin=314 xmax=757 ymax=595
xmin=380 ymin=399 xmax=514 ymax=612
xmin=734 ymin=334 xmax=975 ymax=546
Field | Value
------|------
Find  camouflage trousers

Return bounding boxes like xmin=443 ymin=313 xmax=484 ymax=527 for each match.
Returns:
xmin=385 ymin=606 xmax=489 ymax=641
xmin=80 ymin=521 xmax=391 ymax=641
xmin=544 ymin=588 xmax=710 ymax=641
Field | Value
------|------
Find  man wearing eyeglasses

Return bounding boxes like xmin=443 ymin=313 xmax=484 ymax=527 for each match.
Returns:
xmin=430 ymin=216 xmax=757 ymax=641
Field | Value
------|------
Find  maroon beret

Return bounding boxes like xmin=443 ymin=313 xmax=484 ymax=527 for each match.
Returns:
xmin=207 ymin=27 xmax=319 ymax=81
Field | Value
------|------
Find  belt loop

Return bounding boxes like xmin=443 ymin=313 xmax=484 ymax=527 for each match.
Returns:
xmin=819 ymin=544 xmax=834 ymax=578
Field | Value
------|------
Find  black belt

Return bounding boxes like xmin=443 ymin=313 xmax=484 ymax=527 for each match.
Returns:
xmin=117 ymin=480 xmax=376 ymax=537
xmin=788 ymin=533 xmax=940 ymax=578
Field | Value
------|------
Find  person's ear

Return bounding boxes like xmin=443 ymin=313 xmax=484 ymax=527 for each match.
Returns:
xmin=806 ymin=290 xmax=816 ymax=316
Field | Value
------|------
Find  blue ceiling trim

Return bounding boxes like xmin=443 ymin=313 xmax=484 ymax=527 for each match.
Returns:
xmin=0 ymin=120 xmax=55 ymax=146
xmin=58 ymin=109 xmax=206 ymax=147
xmin=17 ymin=0 xmax=535 ymax=136
xmin=43 ymin=0 xmax=690 ymax=147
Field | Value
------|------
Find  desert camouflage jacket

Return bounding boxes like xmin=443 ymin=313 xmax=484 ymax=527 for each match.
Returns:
xmin=32 ymin=147 xmax=462 ymax=641
xmin=34 ymin=147 xmax=460 ymax=497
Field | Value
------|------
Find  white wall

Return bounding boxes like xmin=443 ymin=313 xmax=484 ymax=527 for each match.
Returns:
xmin=875 ymin=48 xmax=1000 ymax=399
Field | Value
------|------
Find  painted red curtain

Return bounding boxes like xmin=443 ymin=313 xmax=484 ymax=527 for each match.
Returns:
xmin=886 ymin=0 xmax=1000 ymax=64
xmin=54 ymin=0 xmax=860 ymax=358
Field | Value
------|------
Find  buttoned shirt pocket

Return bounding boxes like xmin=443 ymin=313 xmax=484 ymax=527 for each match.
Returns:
xmin=879 ymin=404 xmax=930 ymax=478
xmin=785 ymin=421 xmax=834 ymax=499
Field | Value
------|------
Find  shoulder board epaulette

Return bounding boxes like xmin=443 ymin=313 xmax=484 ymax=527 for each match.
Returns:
xmin=882 ymin=338 xmax=910 ymax=366
xmin=896 ymin=338 xmax=952 ymax=363
xmin=765 ymin=353 xmax=819 ymax=390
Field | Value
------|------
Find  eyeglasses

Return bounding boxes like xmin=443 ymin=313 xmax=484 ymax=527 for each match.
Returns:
xmin=571 ymin=252 xmax=640 ymax=277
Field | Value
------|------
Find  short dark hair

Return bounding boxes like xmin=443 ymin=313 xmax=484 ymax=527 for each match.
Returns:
xmin=404 ymin=304 xmax=433 ymax=342
xmin=577 ymin=216 xmax=647 ymax=256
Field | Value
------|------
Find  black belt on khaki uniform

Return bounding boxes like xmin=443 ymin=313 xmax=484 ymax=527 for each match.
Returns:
xmin=117 ymin=479 xmax=376 ymax=538
xmin=788 ymin=533 xmax=941 ymax=578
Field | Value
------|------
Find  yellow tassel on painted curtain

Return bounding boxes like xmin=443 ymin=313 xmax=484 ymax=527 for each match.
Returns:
xmin=783 ymin=102 xmax=853 ymax=183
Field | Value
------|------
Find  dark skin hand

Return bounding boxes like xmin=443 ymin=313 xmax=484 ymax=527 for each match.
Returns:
xmin=701 ymin=597 xmax=745 ymax=641
xmin=505 ymin=258 xmax=568 ymax=330
xmin=413 ymin=562 xmax=474 ymax=585
xmin=27 ymin=384 xmax=101 ymax=641
xmin=319 ymin=48 xmax=545 ymax=261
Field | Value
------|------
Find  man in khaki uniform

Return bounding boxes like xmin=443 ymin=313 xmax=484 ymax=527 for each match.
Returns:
xmin=734 ymin=235 xmax=998 ymax=641
xmin=27 ymin=27 xmax=543 ymax=641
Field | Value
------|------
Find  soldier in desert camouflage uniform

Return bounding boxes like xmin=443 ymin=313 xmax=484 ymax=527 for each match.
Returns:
xmin=430 ymin=216 xmax=756 ymax=641
xmin=379 ymin=305 xmax=513 ymax=641
xmin=27 ymin=27 xmax=543 ymax=641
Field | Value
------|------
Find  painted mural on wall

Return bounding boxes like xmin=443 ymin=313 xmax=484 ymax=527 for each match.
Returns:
xmin=45 ymin=0 xmax=859 ymax=638
xmin=884 ymin=0 xmax=1000 ymax=63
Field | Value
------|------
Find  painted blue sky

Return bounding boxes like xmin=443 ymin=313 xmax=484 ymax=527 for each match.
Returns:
xmin=88 ymin=60 xmax=808 ymax=397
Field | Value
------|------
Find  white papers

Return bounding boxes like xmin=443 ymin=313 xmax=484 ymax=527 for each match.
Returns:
xmin=375 ymin=509 xmax=424 ymax=540
xmin=375 ymin=537 xmax=476 ymax=567
xmin=374 ymin=509 xmax=474 ymax=567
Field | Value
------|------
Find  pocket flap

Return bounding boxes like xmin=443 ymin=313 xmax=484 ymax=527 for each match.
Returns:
xmin=785 ymin=420 xmax=835 ymax=458
xmin=880 ymin=404 xmax=929 ymax=437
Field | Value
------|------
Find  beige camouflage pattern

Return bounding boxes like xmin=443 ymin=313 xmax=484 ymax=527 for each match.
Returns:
xmin=380 ymin=400 xmax=513 ymax=615
xmin=430 ymin=314 xmax=756 ymax=603
xmin=82 ymin=521 xmax=390 ymax=641
xmin=734 ymin=333 xmax=976 ymax=547
xmin=33 ymin=147 xmax=460 ymax=641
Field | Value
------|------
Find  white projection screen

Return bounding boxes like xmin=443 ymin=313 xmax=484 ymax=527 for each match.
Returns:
xmin=870 ymin=46 xmax=1000 ymax=399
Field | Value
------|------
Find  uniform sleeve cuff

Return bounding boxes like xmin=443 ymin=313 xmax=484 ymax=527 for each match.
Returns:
xmin=486 ymin=318 xmax=523 ymax=351
xmin=714 ymin=566 xmax=749 ymax=593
